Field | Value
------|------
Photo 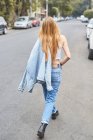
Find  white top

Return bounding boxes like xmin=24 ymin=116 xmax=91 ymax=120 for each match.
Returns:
xmin=56 ymin=47 xmax=62 ymax=60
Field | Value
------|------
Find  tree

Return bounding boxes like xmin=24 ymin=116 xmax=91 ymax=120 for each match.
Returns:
xmin=48 ymin=0 xmax=73 ymax=16
xmin=59 ymin=0 xmax=73 ymax=16
xmin=50 ymin=7 xmax=59 ymax=17
xmin=71 ymin=0 xmax=90 ymax=16
xmin=0 ymin=0 xmax=32 ymax=26
xmin=89 ymin=0 xmax=92 ymax=9
xmin=84 ymin=9 xmax=93 ymax=18
xmin=0 ymin=0 xmax=89 ymax=26
xmin=3 ymin=0 xmax=16 ymax=26
xmin=15 ymin=0 xmax=22 ymax=17
xmin=0 ymin=0 xmax=6 ymax=17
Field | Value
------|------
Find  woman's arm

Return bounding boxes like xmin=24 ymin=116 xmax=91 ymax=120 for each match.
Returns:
xmin=60 ymin=35 xmax=71 ymax=66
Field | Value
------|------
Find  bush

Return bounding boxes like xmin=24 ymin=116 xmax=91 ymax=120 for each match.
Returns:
xmin=84 ymin=9 xmax=93 ymax=19
xmin=51 ymin=7 xmax=59 ymax=17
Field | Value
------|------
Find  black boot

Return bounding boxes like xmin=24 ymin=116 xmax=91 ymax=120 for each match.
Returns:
xmin=37 ymin=123 xmax=48 ymax=139
xmin=51 ymin=110 xmax=59 ymax=120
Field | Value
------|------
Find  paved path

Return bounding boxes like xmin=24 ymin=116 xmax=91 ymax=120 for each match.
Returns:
xmin=0 ymin=20 xmax=93 ymax=140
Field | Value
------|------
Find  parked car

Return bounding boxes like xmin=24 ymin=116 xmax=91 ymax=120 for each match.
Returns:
xmin=65 ymin=16 xmax=70 ymax=21
xmin=53 ymin=16 xmax=58 ymax=22
xmin=77 ymin=16 xmax=81 ymax=20
xmin=81 ymin=17 xmax=88 ymax=23
xmin=57 ymin=17 xmax=62 ymax=22
xmin=14 ymin=16 xmax=32 ymax=29
xmin=0 ymin=16 xmax=7 ymax=35
xmin=65 ymin=16 xmax=73 ymax=21
xmin=88 ymin=29 xmax=93 ymax=60
xmin=30 ymin=17 xmax=40 ymax=27
xmin=79 ymin=15 xmax=88 ymax=23
xmin=86 ymin=18 xmax=93 ymax=39
xmin=57 ymin=17 xmax=65 ymax=22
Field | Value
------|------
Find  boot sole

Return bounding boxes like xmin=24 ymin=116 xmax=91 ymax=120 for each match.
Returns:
xmin=37 ymin=131 xmax=44 ymax=139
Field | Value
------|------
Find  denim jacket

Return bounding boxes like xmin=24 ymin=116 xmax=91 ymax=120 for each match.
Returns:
xmin=18 ymin=39 xmax=53 ymax=93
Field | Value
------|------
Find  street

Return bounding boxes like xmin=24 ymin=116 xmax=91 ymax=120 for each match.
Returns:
xmin=0 ymin=20 xmax=93 ymax=140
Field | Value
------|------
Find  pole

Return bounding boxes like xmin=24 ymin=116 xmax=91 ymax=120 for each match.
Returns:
xmin=46 ymin=0 xmax=48 ymax=17
xmin=29 ymin=0 xmax=32 ymax=17
xmin=89 ymin=0 xmax=92 ymax=9
xmin=92 ymin=0 xmax=93 ymax=8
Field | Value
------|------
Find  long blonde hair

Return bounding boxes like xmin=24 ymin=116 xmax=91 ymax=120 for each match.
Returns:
xmin=39 ymin=16 xmax=62 ymax=62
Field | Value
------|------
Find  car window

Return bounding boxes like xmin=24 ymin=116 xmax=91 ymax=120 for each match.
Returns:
xmin=30 ymin=17 xmax=35 ymax=20
xmin=16 ymin=18 xmax=26 ymax=21
xmin=29 ymin=18 xmax=31 ymax=21
xmin=0 ymin=24 xmax=4 ymax=28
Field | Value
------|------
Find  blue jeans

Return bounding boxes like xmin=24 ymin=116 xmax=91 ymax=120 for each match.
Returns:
xmin=41 ymin=65 xmax=62 ymax=124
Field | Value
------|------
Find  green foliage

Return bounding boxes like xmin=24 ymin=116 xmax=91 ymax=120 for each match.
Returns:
xmin=0 ymin=0 xmax=92 ymax=26
xmin=8 ymin=0 xmax=16 ymax=26
xmin=60 ymin=0 xmax=73 ymax=16
xmin=0 ymin=0 xmax=15 ymax=26
xmin=32 ymin=0 xmax=41 ymax=12
xmin=48 ymin=0 xmax=91 ymax=16
xmin=50 ymin=7 xmax=59 ymax=16
xmin=84 ymin=9 xmax=93 ymax=19
xmin=46 ymin=0 xmax=76 ymax=16
xmin=0 ymin=0 xmax=6 ymax=18
xmin=15 ymin=1 xmax=22 ymax=16
xmin=21 ymin=0 xmax=30 ymax=16
xmin=71 ymin=0 xmax=89 ymax=16
xmin=0 ymin=0 xmax=31 ymax=27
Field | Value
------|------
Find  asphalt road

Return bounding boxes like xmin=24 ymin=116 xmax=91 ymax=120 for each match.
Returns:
xmin=0 ymin=20 xmax=93 ymax=140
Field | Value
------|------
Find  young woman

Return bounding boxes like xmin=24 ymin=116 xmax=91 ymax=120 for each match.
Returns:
xmin=18 ymin=16 xmax=71 ymax=139
xmin=37 ymin=17 xmax=71 ymax=138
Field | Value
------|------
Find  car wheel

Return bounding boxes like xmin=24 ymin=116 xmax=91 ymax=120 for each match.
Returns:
xmin=3 ymin=28 xmax=7 ymax=34
xmin=86 ymin=35 xmax=89 ymax=40
xmin=36 ymin=23 xmax=38 ymax=27
xmin=26 ymin=24 xmax=29 ymax=29
xmin=88 ymin=49 xmax=93 ymax=60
